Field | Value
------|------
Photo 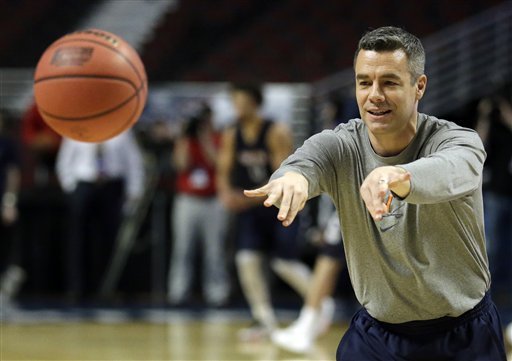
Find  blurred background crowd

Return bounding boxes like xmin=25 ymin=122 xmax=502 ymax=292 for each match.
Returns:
xmin=0 ymin=0 xmax=511 ymax=325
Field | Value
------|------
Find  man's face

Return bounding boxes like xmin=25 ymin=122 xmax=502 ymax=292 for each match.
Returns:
xmin=354 ymin=49 xmax=426 ymax=137
xmin=231 ymin=91 xmax=258 ymax=119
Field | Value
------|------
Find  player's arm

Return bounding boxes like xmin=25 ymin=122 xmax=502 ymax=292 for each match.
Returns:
xmin=217 ymin=128 xmax=264 ymax=211
xmin=475 ymin=98 xmax=493 ymax=144
xmin=267 ymin=122 xmax=293 ymax=171
xmin=173 ymin=137 xmax=190 ymax=172
xmin=217 ymin=128 xmax=243 ymax=210
xmin=217 ymin=128 xmax=235 ymax=198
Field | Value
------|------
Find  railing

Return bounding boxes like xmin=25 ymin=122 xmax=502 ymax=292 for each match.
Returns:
xmin=313 ymin=1 xmax=512 ymax=116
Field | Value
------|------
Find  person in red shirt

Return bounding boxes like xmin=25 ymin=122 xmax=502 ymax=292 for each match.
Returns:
xmin=20 ymin=102 xmax=61 ymax=187
xmin=168 ymin=105 xmax=230 ymax=307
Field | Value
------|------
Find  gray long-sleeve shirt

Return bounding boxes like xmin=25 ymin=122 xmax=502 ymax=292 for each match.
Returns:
xmin=273 ymin=113 xmax=490 ymax=323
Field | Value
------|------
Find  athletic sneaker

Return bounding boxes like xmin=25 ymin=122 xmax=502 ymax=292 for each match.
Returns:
xmin=237 ymin=320 xmax=274 ymax=342
xmin=271 ymin=298 xmax=336 ymax=354
xmin=272 ymin=318 xmax=315 ymax=353
xmin=0 ymin=265 xmax=26 ymax=301
xmin=316 ymin=297 xmax=336 ymax=335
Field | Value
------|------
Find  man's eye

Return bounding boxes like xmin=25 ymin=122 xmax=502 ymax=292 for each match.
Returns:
xmin=359 ymin=82 xmax=370 ymax=86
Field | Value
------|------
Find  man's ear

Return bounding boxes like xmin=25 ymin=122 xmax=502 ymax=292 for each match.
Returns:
xmin=416 ymin=75 xmax=427 ymax=100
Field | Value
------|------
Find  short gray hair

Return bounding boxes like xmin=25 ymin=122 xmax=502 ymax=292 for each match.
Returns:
xmin=354 ymin=26 xmax=425 ymax=83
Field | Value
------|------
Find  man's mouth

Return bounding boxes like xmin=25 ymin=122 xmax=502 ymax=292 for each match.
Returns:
xmin=368 ymin=110 xmax=391 ymax=116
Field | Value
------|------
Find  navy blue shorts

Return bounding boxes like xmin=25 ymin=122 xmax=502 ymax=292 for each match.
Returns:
xmin=336 ymin=292 xmax=506 ymax=361
xmin=234 ymin=205 xmax=299 ymax=259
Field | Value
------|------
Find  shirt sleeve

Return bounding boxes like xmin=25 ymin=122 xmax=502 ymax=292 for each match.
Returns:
xmin=270 ymin=129 xmax=340 ymax=199
xmin=399 ymin=127 xmax=486 ymax=204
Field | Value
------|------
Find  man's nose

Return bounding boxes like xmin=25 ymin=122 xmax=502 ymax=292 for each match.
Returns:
xmin=369 ymin=84 xmax=385 ymax=103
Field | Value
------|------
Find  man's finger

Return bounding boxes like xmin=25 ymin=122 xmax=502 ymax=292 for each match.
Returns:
xmin=264 ymin=187 xmax=282 ymax=207
xmin=244 ymin=185 xmax=270 ymax=198
xmin=277 ymin=187 xmax=293 ymax=221
xmin=282 ymin=192 xmax=303 ymax=227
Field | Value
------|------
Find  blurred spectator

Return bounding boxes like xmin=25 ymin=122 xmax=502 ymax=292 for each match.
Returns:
xmin=143 ymin=119 xmax=176 ymax=188
xmin=475 ymin=92 xmax=512 ymax=297
xmin=18 ymin=103 xmax=66 ymax=296
xmin=167 ymin=104 xmax=230 ymax=307
xmin=20 ymin=102 xmax=61 ymax=187
xmin=0 ymin=111 xmax=25 ymax=304
xmin=56 ymin=130 xmax=145 ymax=302
xmin=217 ymin=84 xmax=311 ymax=341
xmin=316 ymin=93 xmax=359 ymax=132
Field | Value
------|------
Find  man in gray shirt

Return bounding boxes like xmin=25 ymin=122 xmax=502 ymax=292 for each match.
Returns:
xmin=246 ymin=27 xmax=506 ymax=360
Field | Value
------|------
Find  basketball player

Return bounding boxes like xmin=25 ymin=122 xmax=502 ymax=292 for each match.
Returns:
xmin=217 ymin=84 xmax=311 ymax=341
xmin=272 ymin=202 xmax=343 ymax=353
xmin=246 ymin=27 xmax=507 ymax=360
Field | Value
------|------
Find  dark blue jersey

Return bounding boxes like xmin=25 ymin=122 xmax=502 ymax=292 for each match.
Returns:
xmin=231 ymin=119 xmax=273 ymax=190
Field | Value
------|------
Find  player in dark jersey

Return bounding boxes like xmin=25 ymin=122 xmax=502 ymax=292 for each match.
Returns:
xmin=218 ymin=83 xmax=312 ymax=341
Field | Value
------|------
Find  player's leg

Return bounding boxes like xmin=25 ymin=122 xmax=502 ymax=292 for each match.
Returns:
xmin=272 ymin=253 xmax=342 ymax=353
xmin=168 ymin=194 xmax=199 ymax=305
xmin=302 ymin=255 xmax=341 ymax=335
xmin=270 ymin=214 xmax=311 ymax=298
xmin=201 ymin=198 xmax=230 ymax=307
xmin=235 ymin=208 xmax=277 ymax=341
xmin=270 ymin=258 xmax=311 ymax=297
xmin=273 ymin=210 xmax=345 ymax=353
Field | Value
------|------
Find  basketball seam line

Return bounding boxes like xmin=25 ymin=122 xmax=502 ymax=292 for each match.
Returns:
xmin=44 ymin=37 xmax=145 ymax=85
xmin=106 ymin=88 xmax=141 ymax=140
xmin=34 ymin=74 xmax=137 ymax=89
xmin=38 ymin=83 xmax=145 ymax=121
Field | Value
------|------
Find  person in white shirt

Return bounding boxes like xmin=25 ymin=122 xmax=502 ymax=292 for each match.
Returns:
xmin=56 ymin=130 xmax=144 ymax=302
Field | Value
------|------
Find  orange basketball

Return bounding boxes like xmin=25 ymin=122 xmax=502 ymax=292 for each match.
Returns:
xmin=33 ymin=29 xmax=147 ymax=142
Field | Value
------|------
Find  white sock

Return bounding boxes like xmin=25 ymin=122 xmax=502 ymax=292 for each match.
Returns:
xmin=270 ymin=258 xmax=312 ymax=298
xmin=235 ymin=251 xmax=276 ymax=329
xmin=295 ymin=305 xmax=319 ymax=331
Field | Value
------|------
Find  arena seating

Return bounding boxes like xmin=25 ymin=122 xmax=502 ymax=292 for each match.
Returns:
xmin=142 ymin=0 xmax=504 ymax=82
xmin=0 ymin=0 xmax=101 ymax=67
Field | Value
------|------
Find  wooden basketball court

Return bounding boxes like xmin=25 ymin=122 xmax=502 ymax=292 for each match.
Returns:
xmin=1 ymin=308 xmax=346 ymax=361
xmin=2 ymin=308 xmax=512 ymax=360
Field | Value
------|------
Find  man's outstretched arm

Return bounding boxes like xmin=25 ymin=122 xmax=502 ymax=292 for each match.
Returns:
xmin=244 ymin=171 xmax=309 ymax=227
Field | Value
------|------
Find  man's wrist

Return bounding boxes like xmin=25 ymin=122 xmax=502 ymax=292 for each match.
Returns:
xmin=391 ymin=167 xmax=411 ymax=199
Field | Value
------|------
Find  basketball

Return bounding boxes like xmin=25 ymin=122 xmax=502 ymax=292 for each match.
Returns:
xmin=33 ymin=29 xmax=147 ymax=142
